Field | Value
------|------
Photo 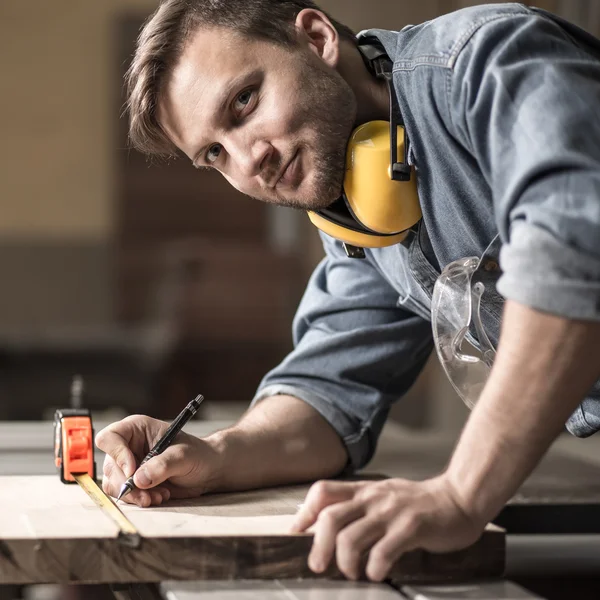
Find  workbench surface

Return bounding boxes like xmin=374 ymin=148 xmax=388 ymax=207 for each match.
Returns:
xmin=2 ymin=418 xmax=600 ymax=598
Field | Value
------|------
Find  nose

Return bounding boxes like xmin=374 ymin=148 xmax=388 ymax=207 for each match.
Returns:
xmin=226 ymin=133 xmax=273 ymax=179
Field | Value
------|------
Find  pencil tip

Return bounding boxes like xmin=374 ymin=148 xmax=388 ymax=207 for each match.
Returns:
xmin=117 ymin=483 xmax=128 ymax=501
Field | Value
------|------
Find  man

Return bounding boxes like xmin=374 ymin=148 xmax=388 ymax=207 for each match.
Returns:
xmin=97 ymin=0 xmax=600 ymax=582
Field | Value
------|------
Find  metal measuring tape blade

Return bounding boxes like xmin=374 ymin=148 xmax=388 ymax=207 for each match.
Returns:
xmin=73 ymin=472 xmax=141 ymax=548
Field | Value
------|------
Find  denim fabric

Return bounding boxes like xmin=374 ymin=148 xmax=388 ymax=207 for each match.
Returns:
xmin=252 ymin=3 xmax=600 ymax=468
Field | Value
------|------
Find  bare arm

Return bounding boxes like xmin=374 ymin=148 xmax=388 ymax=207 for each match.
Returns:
xmin=290 ymin=299 xmax=600 ymax=582
xmin=208 ymin=394 xmax=348 ymax=492
xmin=97 ymin=393 xmax=348 ymax=505
xmin=447 ymin=299 xmax=600 ymax=523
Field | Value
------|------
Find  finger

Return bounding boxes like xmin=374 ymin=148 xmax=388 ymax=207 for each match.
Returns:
xmin=124 ymin=486 xmax=170 ymax=507
xmin=100 ymin=456 xmax=165 ymax=507
xmin=95 ymin=424 xmax=136 ymax=478
xmin=133 ymin=485 xmax=170 ymax=505
xmin=308 ymin=501 xmax=364 ymax=574
xmin=158 ymin=487 xmax=171 ymax=503
xmin=101 ymin=468 xmax=149 ymax=506
xmin=366 ymin=521 xmax=419 ymax=582
xmin=335 ymin=518 xmax=386 ymax=581
xmin=291 ymin=480 xmax=362 ymax=533
xmin=132 ymin=444 xmax=189 ymax=489
xmin=135 ymin=490 xmax=152 ymax=508
xmin=101 ymin=467 xmax=139 ymax=504
xmin=127 ymin=487 xmax=173 ymax=508
xmin=101 ymin=455 xmax=126 ymax=497
xmin=102 ymin=454 xmax=118 ymax=480
xmin=149 ymin=489 xmax=164 ymax=506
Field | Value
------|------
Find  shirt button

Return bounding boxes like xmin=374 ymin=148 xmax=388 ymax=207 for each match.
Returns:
xmin=484 ymin=260 xmax=499 ymax=272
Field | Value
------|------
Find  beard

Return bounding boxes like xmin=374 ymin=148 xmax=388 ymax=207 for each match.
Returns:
xmin=264 ymin=53 xmax=357 ymax=211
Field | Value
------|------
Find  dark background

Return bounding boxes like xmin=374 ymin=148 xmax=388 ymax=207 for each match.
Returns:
xmin=0 ymin=0 xmax=597 ymax=429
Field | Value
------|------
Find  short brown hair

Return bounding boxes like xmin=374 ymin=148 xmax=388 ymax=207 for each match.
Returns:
xmin=125 ymin=0 xmax=356 ymax=159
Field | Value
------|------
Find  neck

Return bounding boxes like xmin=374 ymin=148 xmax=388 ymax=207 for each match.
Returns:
xmin=338 ymin=39 xmax=390 ymax=126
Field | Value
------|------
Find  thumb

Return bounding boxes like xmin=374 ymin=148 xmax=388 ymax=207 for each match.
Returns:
xmin=133 ymin=447 xmax=186 ymax=489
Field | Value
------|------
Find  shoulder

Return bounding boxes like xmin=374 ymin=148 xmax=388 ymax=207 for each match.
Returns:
xmin=359 ymin=3 xmax=535 ymax=70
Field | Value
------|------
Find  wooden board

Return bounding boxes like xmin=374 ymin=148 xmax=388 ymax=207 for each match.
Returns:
xmin=4 ymin=417 xmax=600 ymax=584
xmin=0 ymin=475 xmax=504 ymax=585
xmin=7 ymin=417 xmax=600 ymax=584
xmin=160 ymin=580 xmax=408 ymax=600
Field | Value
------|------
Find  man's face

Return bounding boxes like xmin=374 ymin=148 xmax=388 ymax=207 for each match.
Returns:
xmin=158 ymin=26 xmax=357 ymax=210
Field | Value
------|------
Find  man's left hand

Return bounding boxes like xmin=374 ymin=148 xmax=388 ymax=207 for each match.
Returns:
xmin=290 ymin=476 xmax=485 ymax=582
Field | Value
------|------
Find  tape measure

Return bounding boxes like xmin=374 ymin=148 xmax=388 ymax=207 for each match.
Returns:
xmin=73 ymin=473 xmax=140 ymax=547
xmin=53 ymin=407 xmax=97 ymax=484
xmin=53 ymin=385 xmax=141 ymax=547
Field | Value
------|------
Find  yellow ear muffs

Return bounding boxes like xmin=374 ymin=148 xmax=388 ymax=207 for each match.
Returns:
xmin=307 ymin=120 xmax=421 ymax=250
xmin=345 ymin=120 xmax=421 ymax=234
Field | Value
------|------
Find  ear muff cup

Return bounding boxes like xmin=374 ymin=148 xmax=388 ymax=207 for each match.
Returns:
xmin=308 ymin=121 xmax=421 ymax=249
xmin=344 ymin=121 xmax=421 ymax=235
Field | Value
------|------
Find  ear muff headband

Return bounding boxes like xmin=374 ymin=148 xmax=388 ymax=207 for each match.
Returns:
xmin=308 ymin=198 xmax=409 ymax=248
xmin=307 ymin=212 xmax=409 ymax=247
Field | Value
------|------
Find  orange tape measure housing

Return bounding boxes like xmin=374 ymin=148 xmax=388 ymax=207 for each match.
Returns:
xmin=53 ymin=409 xmax=96 ymax=483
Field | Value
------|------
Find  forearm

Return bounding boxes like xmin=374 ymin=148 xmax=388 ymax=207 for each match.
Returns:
xmin=205 ymin=394 xmax=348 ymax=492
xmin=446 ymin=299 xmax=600 ymax=524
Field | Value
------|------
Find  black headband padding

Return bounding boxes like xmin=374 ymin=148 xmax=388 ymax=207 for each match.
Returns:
xmin=316 ymin=196 xmax=400 ymax=237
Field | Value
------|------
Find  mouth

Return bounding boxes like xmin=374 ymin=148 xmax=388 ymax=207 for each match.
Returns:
xmin=275 ymin=150 xmax=300 ymax=189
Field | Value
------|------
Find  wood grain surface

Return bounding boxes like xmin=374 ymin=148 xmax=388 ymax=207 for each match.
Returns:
xmin=4 ymin=417 xmax=600 ymax=584
xmin=0 ymin=475 xmax=504 ymax=585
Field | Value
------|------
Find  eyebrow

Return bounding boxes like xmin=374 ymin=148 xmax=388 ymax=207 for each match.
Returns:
xmin=191 ymin=69 xmax=261 ymax=167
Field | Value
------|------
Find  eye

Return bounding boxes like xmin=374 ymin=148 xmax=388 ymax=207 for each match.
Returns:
xmin=206 ymin=143 xmax=222 ymax=164
xmin=233 ymin=89 xmax=253 ymax=113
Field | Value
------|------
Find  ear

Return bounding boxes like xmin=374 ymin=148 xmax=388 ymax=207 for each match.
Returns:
xmin=294 ymin=8 xmax=339 ymax=67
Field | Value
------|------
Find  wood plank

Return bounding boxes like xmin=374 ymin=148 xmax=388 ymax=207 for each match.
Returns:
xmin=6 ymin=417 xmax=599 ymax=584
xmin=0 ymin=474 xmax=504 ymax=585
xmin=0 ymin=476 xmax=304 ymax=539
xmin=160 ymin=580 xmax=408 ymax=600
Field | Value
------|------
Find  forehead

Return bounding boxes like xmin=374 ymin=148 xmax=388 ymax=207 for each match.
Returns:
xmin=158 ymin=27 xmax=286 ymax=150
xmin=173 ymin=26 xmax=264 ymax=91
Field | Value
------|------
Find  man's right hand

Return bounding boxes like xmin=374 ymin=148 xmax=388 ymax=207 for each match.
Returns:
xmin=95 ymin=415 xmax=223 ymax=507
xmin=96 ymin=395 xmax=347 ymax=508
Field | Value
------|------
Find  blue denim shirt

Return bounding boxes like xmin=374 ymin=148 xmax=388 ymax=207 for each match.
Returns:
xmin=252 ymin=3 xmax=600 ymax=469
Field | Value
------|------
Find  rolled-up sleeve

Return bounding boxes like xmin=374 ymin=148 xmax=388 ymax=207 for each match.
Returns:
xmin=251 ymin=233 xmax=433 ymax=470
xmin=449 ymin=10 xmax=600 ymax=320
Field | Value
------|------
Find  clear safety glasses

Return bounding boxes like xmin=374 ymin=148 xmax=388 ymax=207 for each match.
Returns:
xmin=431 ymin=256 xmax=497 ymax=410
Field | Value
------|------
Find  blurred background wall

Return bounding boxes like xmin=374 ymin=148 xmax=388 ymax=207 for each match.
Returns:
xmin=0 ymin=1 xmax=597 ymax=427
